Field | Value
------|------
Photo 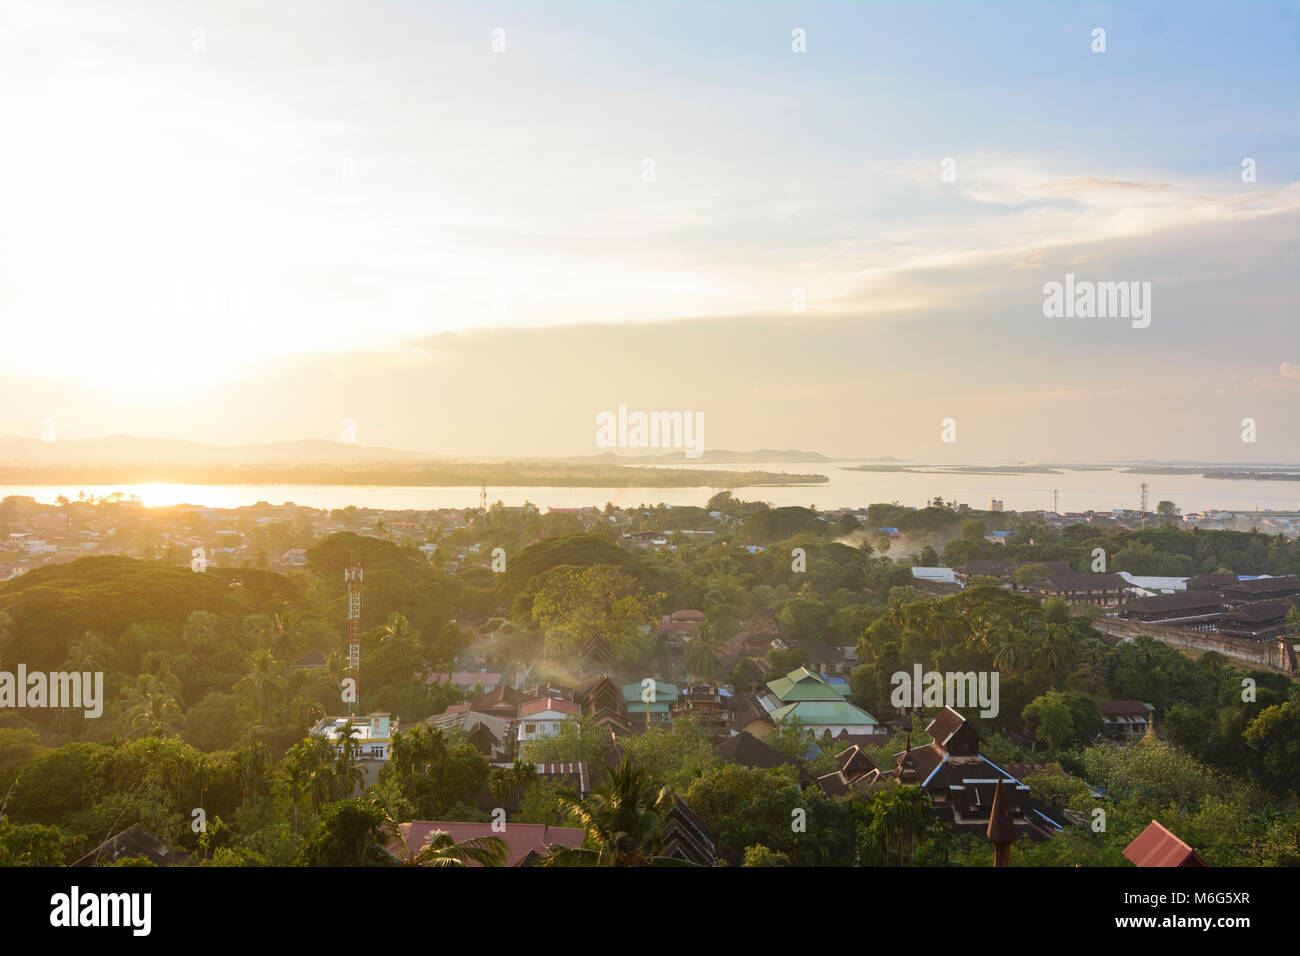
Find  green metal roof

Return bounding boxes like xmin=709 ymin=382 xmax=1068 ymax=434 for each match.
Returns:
xmin=625 ymin=702 xmax=671 ymax=715
xmin=765 ymin=667 xmax=843 ymax=702
xmin=621 ymin=682 xmax=680 ymax=704
xmin=770 ymin=699 xmax=878 ymax=726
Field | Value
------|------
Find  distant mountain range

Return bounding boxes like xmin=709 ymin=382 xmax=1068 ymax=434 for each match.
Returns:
xmin=571 ymin=449 xmax=835 ymax=464
xmin=0 ymin=436 xmax=837 ymax=468
xmin=2 ymin=436 xmax=1291 ymax=471
xmin=0 ymin=435 xmax=435 ymax=466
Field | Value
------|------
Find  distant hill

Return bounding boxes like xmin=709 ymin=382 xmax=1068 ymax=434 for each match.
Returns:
xmin=0 ymin=555 xmax=297 ymax=671
xmin=0 ymin=436 xmax=838 ymax=467
xmin=0 ymin=434 xmax=435 ymax=466
xmin=572 ymin=449 xmax=833 ymax=464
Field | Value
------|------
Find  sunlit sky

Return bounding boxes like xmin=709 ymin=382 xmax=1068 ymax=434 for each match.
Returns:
xmin=0 ymin=1 xmax=1296 ymax=461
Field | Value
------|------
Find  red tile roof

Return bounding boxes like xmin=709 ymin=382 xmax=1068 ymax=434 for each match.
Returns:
xmin=1123 ymin=820 xmax=1207 ymax=867
xmin=518 ymin=697 xmax=579 ymax=718
xmin=392 ymin=821 xmax=585 ymax=867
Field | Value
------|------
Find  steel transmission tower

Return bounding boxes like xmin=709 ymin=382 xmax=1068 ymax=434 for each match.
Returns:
xmin=345 ymin=563 xmax=363 ymax=715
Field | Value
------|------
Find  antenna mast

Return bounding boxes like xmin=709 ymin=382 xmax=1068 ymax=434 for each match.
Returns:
xmin=345 ymin=563 xmax=363 ymax=715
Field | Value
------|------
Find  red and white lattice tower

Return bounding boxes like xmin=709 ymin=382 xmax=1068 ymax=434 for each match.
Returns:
xmin=345 ymin=564 xmax=363 ymax=715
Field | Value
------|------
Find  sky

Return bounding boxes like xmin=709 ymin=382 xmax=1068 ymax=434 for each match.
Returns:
xmin=0 ymin=0 xmax=1297 ymax=462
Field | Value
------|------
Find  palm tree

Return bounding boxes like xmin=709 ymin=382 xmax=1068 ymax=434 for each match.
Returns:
xmin=685 ymin=630 xmax=723 ymax=684
xmin=488 ymin=770 xmax=514 ymax=809
xmin=285 ymin=753 xmax=308 ymax=834
xmin=399 ymin=829 xmax=510 ymax=867
xmin=876 ymin=786 xmax=931 ymax=865
xmin=378 ymin=611 xmax=420 ymax=646
xmin=509 ymin=758 xmax=536 ymax=796
xmin=122 ymin=673 xmax=183 ymax=739
xmin=1035 ymin=621 xmax=1070 ymax=681
xmin=543 ymin=756 xmax=669 ymax=866
xmin=369 ymin=798 xmax=509 ymax=867
xmin=62 ymin=630 xmax=110 ymax=673
xmin=928 ymin=603 xmax=968 ymax=653
xmin=308 ymin=766 xmax=333 ymax=814
xmin=268 ymin=613 xmax=306 ymax=661
xmin=234 ymin=649 xmax=287 ymax=725
xmin=992 ymin=632 xmax=1026 ymax=677
xmin=389 ymin=725 xmax=449 ymax=778
xmin=287 ymin=736 xmax=337 ymax=814
xmin=332 ymin=719 xmax=366 ymax=798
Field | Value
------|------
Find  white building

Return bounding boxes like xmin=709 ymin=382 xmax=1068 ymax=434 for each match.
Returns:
xmin=515 ymin=697 xmax=579 ymax=757
xmin=309 ymin=712 xmax=398 ymax=761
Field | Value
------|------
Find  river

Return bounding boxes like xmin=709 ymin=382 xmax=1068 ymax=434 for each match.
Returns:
xmin=3 ymin=464 xmax=1299 ymax=514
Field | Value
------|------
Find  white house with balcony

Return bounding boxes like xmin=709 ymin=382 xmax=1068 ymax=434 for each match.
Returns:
xmin=309 ymin=712 xmax=399 ymax=761
xmin=515 ymin=697 xmax=579 ymax=758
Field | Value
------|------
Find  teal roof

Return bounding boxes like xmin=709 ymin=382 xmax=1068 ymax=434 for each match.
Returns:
xmin=765 ymin=667 xmax=843 ymax=703
xmin=622 ymin=682 xmax=680 ymax=704
xmin=626 ymin=702 xmax=671 ymax=715
xmin=770 ymin=699 xmax=878 ymax=727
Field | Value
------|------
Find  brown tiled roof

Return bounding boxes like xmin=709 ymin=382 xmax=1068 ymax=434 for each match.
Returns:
xmin=1221 ymin=600 xmax=1290 ymax=623
xmin=715 ymin=730 xmax=790 ymax=769
xmin=894 ymin=740 xmax=946 ymax=783
xmin=525 ymin=681 xmax=574 ymax=701
xmin=729 ymin=693 xmax=773 ymax=730
xmin=817 ymin=771 xmax=851 ymax=797
xmin=1186 ymin=573 xmax=1236 ymax=590
xmin=661 ymin=796 xmax=715 ymax=866
xmin=925 ymin=706 xmax=966 ymax=747
xmin=1223 ymin=575 xmax=1299 ymax=596
xmin=573 ymin=672 xmax=609 ymax=698
xmin=956 ymin=560 xmax=1073 ymax=577
xmin=835 ymin=745 xmax=878 ymax=776
xmin=1124 ymin=592 xmax=1224 ymax=614
xmin=471 ymin=685 xmax=526 ymax=712
xmin=518 ymin=697 xmax=579 ymax=718
xmin=1036 ymin=572 xmax=1130 ymax=591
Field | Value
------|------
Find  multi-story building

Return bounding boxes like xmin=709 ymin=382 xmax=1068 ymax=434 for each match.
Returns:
xmin=309 ymin=712 xmax=398 ymax=761
xmin=515 ymin=697 xmax=579 ymax=757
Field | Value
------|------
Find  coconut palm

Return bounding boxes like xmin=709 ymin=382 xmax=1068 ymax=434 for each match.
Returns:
xmin=122 ymin=673 xmax=184 ymax=739
xmin=268 ymin=612 xmax=306 ymax=661
xmin=368 ymin=798 xmax=509 ymax=867
xmin=992 ymin=631 xmax=1026 ymax=677
xmin=234 ymin=648 xmax=288 ymax=725
xmin=400 ymin=829 xmax=510 ymax=867
xmin=1034 ymin=621 xmax=1070 ymax=680
xmin=685 ymin=630 xmax=723 ymax=683
xmin=542 ymin=756 xmax=672 ymax=867
xmin=332 ymin=719 xmax=366 ymax=798
xmin=285 ymin=753 xmax=309 ymax=834
xmin=62 ymin=630 xmax=110 ymax=673
xmin=927 ymin=603 xmax=969 ymax=653
xmin=378 ymin=611 xmax=420 ymax=645
xmin=488 ymin=769 xmax=514 ymax=809
xmin=287 ymin=736 xmax=337 ymax=813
